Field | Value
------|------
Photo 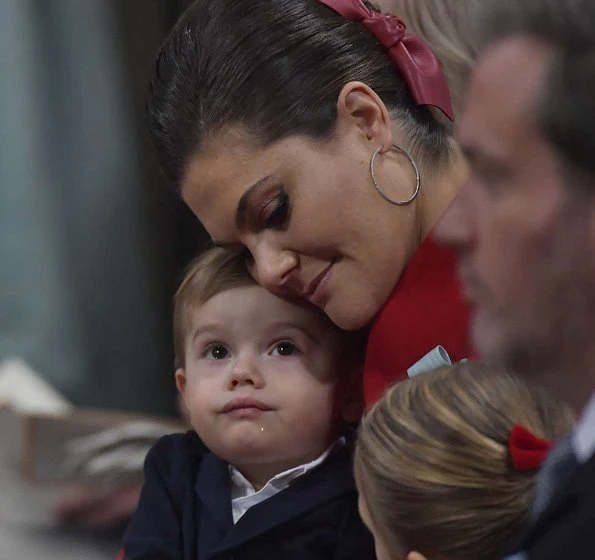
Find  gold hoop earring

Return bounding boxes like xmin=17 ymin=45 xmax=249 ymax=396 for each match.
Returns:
xmin=370 ymin=144 xmax=421 ymax=206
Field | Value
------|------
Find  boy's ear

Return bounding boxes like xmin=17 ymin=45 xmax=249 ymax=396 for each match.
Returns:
xmin=175 ymin=368 xmax=192 ymax=424
xmin=338 ymin=329 xmax=368 ymax=423
xmin=340 ymin=365 xmax=365 ymax=423
xmin=175 ymin=368 xmax=187 ymax=398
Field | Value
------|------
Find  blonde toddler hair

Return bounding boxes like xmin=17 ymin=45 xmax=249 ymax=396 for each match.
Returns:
xmin=173 ymin=248 xmax=256 ymax=368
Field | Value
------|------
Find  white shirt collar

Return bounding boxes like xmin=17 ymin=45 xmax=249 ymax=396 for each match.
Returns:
xmin=572 ymin=392 xmax=595 ymax=463
xmin=229 ymin=437 xmax=345 ymax=523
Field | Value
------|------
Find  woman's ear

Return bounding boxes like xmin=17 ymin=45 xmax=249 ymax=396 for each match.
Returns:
xmin=407 ymin=551 xmax=429 ymax=560
xmin=336 ymin=80 xmax=394 ymax=149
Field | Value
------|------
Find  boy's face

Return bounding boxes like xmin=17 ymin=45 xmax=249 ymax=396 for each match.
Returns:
xmin=176 ymin=285 xmax=353 ymax=474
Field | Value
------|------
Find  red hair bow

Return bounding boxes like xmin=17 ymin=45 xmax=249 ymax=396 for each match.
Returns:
xmin=318 ymin=0 xmax=454 ymax=121
xmin=509 ymin=424 xmax=553 ymax=471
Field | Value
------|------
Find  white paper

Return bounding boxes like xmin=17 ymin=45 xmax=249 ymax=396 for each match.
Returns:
xmin=0 ymin=357 xmax=72 ymax=417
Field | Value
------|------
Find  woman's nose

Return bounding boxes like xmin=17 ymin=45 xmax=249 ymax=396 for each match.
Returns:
xmin=250 ymin=243 xmax=298 ymax=292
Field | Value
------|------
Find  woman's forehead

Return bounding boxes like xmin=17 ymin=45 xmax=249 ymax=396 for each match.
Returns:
xmin=180 ymin=134 xmax=271 ymax=224
xmin=181 ymin=129 xmax=259 ymax=192
xmin=180 ymin=131 xmax=329 ymax=218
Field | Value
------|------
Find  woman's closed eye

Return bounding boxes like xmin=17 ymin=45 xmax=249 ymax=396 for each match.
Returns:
xmin=239 ymin=247 xmax=254 ymax=268
xmin=261 ymin=189 xmax=290 ymax=229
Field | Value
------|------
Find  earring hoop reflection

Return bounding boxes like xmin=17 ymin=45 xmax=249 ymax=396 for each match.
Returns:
xmin=370 ymin=144 xmax=421 ymax=206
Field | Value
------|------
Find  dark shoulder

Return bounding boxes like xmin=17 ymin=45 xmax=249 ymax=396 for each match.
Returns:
xmin=144 ymin=430 xmax=208 ymax=480
xmin=525 ymin=454 xmax=595 ymax=559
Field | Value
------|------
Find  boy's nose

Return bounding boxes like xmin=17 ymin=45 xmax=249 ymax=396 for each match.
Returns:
xmin=228 ymin=356 xmax=265 ymax=390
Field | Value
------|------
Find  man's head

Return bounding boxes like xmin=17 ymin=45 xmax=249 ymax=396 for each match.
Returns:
xmin=173 ymin=248 xmax=363 ymax=486
xmin=436 ymin=0 xmax=595 ymax=411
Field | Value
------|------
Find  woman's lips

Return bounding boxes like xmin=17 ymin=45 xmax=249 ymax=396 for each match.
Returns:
xmin=304 ymin=261 xmax=335 ymax=306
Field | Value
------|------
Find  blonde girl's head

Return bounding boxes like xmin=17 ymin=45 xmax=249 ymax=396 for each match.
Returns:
xmin=355 ymin=361 xmax=574 ymax=560
xmin=377 ymin=0 xmax=493 ymax=117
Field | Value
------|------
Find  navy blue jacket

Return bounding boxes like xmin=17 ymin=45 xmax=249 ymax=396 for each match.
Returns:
xmin=503 ymin=451 xmax=595 ymax=559
xmin=121 ymin=431 xmax=375 ymax=560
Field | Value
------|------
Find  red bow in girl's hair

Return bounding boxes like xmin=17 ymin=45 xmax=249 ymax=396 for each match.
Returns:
xmin=318 ymin=0 xmax=454 ymax=121
xmin=509 ymin=424 xmax=553 ymax=471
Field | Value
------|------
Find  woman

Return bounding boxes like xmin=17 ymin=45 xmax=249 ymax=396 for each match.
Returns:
xmin=355 ymin=362 xmax=573 ymax=560
xmin=148 ymin=0 xmax=471 ymax=405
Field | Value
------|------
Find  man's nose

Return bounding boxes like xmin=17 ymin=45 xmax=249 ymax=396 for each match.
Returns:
xmin=434 ymin=182 xmax=475 ymax=249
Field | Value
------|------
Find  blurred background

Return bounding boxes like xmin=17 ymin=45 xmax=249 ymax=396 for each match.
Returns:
xmin=1 ymin=0 xmax=205 ymax=416
xmin=0 ymin=1 xmax=208 ymax=557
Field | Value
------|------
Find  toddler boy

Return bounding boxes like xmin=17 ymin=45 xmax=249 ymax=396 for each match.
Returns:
xmin=121 ymin=248 xmax=374 ymax=560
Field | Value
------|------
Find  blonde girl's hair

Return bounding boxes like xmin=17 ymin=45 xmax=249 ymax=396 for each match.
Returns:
xmin=354 ymin=361 xmax=574 ymax=560
xmin=380 ymin=0 xmax=488 ymax=118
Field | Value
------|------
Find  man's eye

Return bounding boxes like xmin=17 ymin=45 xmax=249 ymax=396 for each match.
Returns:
xmin=472 ymin=164 xmax=508 ymax=194
xmin=271 ymin=341 xmax=297 ymax=357
xmin=205 ymin=344 xmax=230 ymax=360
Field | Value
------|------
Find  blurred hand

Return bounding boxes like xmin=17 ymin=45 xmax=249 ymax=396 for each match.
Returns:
xmin=54 ymin=483 xmax=142 ymax=528
xmin=54 ymin=411 xmax=187 ymax=530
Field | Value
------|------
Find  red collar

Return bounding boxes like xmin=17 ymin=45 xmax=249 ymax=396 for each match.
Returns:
xmin=363 ymin=236 xmax=472 ymax=406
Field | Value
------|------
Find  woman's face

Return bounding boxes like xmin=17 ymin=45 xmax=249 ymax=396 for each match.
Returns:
xmin=181 ymin=100 xmax=419 ymax=330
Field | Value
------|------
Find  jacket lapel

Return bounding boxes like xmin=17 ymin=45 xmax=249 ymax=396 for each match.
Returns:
xmin=206 ymin=445 xmax=355 ymax=558
xmin=195 ymin=451 xmax=234 ymax=560
xmin=507 ymin=453 xmax=595 ymax=554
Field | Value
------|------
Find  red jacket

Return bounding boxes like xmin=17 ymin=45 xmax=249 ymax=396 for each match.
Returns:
xmin=363 ymin=237 xmax=472 ymax=406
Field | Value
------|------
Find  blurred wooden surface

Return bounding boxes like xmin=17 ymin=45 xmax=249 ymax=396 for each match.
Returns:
xmin=0 ymin=408 xmax=182 ymax=560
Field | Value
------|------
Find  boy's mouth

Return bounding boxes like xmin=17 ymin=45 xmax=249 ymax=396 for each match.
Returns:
xmin=221 ymin=397 xmax=273 ymax=417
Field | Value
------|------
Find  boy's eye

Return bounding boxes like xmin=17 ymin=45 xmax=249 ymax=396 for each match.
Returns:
xmin=271 ymin=341 xmax=297 ymax=357
xmin=205 ymin=344 xmax=230 ymax=360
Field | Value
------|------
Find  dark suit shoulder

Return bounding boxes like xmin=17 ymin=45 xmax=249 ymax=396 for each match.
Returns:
xmin=122 ymin=431 xmax=207 ymax=560
xmin=144 ymin=430 xmax=207 ymax=485
xmin=525 ymin=452 xmax=595 ymax=560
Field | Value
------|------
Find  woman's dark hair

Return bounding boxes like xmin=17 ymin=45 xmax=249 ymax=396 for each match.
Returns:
xmin=147 ymin=0 xmax=453 ymax=188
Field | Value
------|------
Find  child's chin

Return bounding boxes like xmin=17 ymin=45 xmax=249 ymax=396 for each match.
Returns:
xmin=218 ymin=425 xmax=278 ymax=460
